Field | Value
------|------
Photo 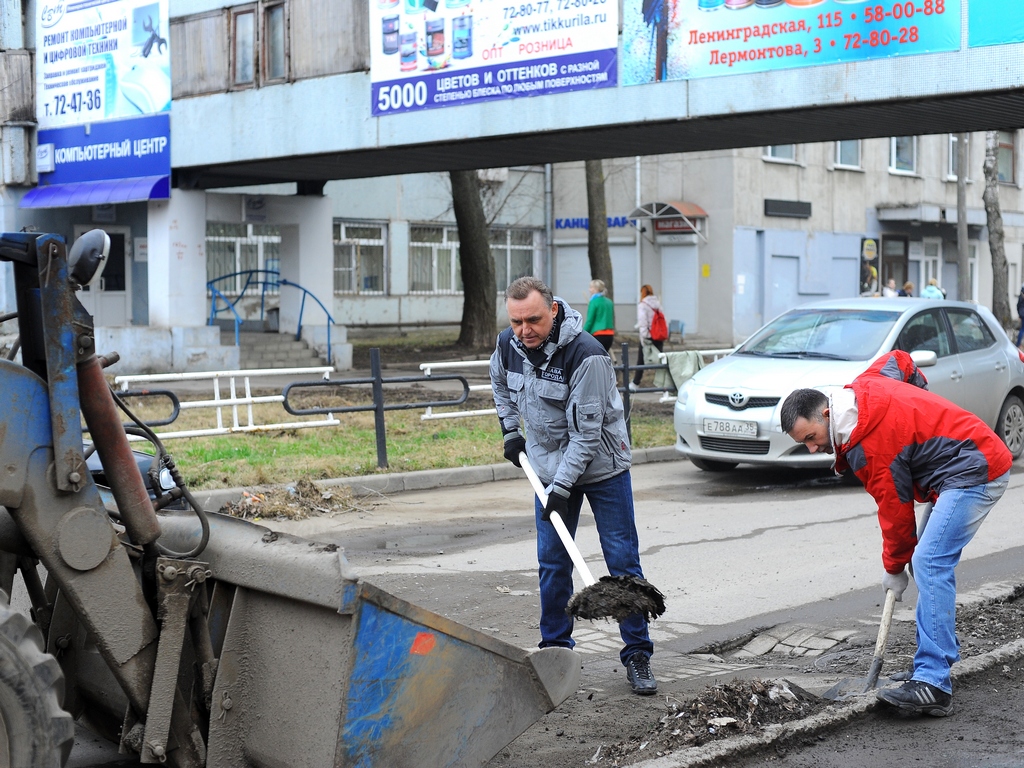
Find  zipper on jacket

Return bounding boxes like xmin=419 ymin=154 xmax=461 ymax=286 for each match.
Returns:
xmin=573 ymin=403 xmax=579 ymax=432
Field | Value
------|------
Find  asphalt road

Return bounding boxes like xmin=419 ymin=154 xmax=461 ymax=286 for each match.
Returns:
xmin=65 ymin=458 xmax=1024 ymax=766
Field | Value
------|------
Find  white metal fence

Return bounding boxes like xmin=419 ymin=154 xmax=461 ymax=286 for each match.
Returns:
xmin=418 ymin=347 xmax=737 ymax=419
xmin=113 ymin=366 xmax=338 ymax=440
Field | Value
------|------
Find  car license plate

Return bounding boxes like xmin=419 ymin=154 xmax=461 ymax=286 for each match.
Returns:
xmin=703 ymin=418 xmax=757 ymax=438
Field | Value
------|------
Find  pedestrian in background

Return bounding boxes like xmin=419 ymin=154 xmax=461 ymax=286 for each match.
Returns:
xmin=781 ymin=351 xmax=1010 ymax=717
xmin=490 ymin=276 xmax=658 ymax=696
xmin=584 ymin=279 xmax=616 ymax=352
xmin=921 ymin=278 xmax=945 ymax=300
xmin=1016 ymin=283 xmax=1024 ymax=348
xmin=882 ymin=279 xmax=899 ymax=297
xmin=632 ymin=284 xmax=664 ymax=392
xmin=899 ymin=281 xmax=914 ymax=297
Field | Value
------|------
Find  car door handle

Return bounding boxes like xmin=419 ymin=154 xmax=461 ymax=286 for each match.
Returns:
xmin=950 ymin=370 xmax=963 ymax=381
xmin=995 ymin=362 xmax=1007 ymax=372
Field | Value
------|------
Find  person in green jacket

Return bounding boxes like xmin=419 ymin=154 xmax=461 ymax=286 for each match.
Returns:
xmin=584 ymin=279 xmax=616 ymax=352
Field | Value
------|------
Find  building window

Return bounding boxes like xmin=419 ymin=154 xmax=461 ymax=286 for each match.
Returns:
xmin=492 ymin=228 xmax=538 ymax=292
xmin=947 ymin=133 xmax=970 ymax=179
xmin=334 ymin=221 xmax=387 ymax=294
xmin=998 ymin=130 xmax=1016 ymax=184
xmin=206 ymin=222 xmax=281 ymax=295
xmin=764 ymin=145 xmax=796 ymax=162
xmin=410 ymin=225 xmax=462 ymax=294
xmin=263 ymin=1 xmax=288 ymax=82
xmin=835 ymin=140 xmax=861 ymax=169
xmin=231 ymin=6 xmax=256 ymax=87
xmin=889 ymin=136 xmax=917 ymax=174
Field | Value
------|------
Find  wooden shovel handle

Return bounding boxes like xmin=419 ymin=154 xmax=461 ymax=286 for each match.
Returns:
xmin=519 ymin=453 xmax=597 ymax=587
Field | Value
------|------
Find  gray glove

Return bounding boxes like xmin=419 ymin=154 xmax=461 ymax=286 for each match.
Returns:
xmin=882 ymin=569 xmax=909 ymax=602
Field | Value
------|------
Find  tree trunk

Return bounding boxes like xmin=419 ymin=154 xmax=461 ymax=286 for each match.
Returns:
xmin=983 ymin=131 xmax=1012 ymax=327
xmin=585 ymin=159 xmax=614 ymax=300
xmin=450 ymin=169 xmax=497 ymax=349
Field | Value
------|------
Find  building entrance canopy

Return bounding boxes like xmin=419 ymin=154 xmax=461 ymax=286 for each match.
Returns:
xmin=20 ymin=175 xmax=170 ymax=209
xmin=628 ymin=201 xmax=708 ymax=242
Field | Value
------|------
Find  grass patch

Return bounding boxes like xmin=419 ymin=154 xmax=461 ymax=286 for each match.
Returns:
xmin=120 ymin=389 xmax=677 ymax=490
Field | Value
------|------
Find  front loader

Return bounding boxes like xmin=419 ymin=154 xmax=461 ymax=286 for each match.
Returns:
xmin=0 ymin=230 xmax=580 ymax=767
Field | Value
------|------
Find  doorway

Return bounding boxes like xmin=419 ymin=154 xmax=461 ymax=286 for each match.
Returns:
xmin=881 ymin=237 xmax=908 ymax=292
xmin=76 ymin=225 xmax=131 ymax=326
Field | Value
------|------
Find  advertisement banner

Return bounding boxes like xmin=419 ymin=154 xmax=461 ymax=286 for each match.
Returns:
xmin=36 ymin=112 xmax=170 ymax=186
xmin=370 ymin=0 xmax=618 ymax=116
xmin=36 ymin=0 xmax=171 ymax=129
xmin=622 ymin=0 xmax=960 ymax=85
xmin=969 ymin=0 xmax=1024 ymax=47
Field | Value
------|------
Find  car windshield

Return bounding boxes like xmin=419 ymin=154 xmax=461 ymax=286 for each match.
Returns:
xmin=737 ymin=308 xmax=901 ymax=361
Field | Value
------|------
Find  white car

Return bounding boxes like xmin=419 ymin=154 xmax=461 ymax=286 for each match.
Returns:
xmin=674 ymin=298 xmax=1024 ymax=471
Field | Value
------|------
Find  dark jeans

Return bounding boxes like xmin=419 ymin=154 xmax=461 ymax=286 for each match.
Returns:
xmin=1016 ymin=317 xmax=1024 ymax=347
xmin=633 ymin=339 xmax=664 ymax=385
xmin=534 ymin=470 xmax=653 ymax=665
xmin=595 ymin=334 xmax=614 ymax=352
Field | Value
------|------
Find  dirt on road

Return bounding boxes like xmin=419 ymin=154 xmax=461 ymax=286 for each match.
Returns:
xmin=485 ymin=587 xmax=1024 ymax=768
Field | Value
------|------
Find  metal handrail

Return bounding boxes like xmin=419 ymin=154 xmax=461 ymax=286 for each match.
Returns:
xmin=207 ymin=269 xmax=337 ymax=364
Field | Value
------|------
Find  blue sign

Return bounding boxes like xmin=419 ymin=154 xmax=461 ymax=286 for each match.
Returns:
xmin=36 ymin=112 xmax=169 ymax=186
xmin=969 ymin=0 xmax=1024 ymax=47
xmin=623 ymin=0 xmax=961 ymax=84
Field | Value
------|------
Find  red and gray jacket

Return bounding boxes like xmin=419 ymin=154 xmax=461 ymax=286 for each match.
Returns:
xmin=833 ymin=351 xmax=1013 ymax=574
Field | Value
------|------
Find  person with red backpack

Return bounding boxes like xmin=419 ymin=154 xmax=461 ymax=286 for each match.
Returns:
xmin=632 ymin=284 xmax=668 ymax=391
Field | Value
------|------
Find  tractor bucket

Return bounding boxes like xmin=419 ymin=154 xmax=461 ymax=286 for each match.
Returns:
xmin=157 ymin=512 xmax=580 ymax=768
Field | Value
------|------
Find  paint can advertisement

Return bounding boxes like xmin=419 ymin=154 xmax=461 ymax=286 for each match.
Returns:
xmin=621 ymin=0 xmax=960 ymax=85
xmin=370 ymin=0 xmax=618 ymax=116
xmin=36 ymin=0 xmax=171 ymax=129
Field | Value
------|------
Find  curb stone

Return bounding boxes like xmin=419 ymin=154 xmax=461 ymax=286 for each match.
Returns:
xmin=628 ymin=637 xmax=1024 ymax=768
xmin=190 ymin=445 xmax=684 ymax=512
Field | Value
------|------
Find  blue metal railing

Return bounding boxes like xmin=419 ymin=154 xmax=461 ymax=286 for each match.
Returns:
xmin=207 ymin=270 xmax=336 ymax=364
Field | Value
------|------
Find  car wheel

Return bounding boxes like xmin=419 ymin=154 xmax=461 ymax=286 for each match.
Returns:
xmin=689 ymin=457 xmax=739 ymax=472
xmin=997 ymin=394 xmax=1024 ymax=459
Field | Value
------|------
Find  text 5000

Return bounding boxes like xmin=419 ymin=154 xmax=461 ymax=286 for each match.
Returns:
xmin=377 ymin=81 xmax=428 ymax=112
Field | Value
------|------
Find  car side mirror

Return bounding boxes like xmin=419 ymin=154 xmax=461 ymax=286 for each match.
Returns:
xmin=910 ymin=349 xmax=937 ymax=368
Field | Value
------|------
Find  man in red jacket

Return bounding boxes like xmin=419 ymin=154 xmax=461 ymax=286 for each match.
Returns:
xmin=781 ymin=351 xmax=1012 ymax=717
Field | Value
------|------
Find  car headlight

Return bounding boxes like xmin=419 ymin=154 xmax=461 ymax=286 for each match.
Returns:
xmin=677 ymin=378 xmax=695 ymax=407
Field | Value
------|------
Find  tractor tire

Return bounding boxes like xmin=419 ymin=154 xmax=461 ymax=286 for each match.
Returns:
xmin=688 ymin=457 xmax=739 ymax=472
xmin=0 ymin=596 xmax=75 ymax=768
xmin=997 ymin=394 xmax=1024 ymax=460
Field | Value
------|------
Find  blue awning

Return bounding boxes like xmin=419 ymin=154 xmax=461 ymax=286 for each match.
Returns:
xmin=20 ymin=175 xmax=170 ymax=209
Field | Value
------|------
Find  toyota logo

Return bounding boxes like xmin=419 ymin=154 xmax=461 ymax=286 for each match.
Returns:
xmin=728 ymin=392 xmax=747 ymax=408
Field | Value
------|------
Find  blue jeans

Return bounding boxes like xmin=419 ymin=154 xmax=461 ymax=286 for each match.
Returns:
xmin=1016 ymin=320 xmax=1024 ymax=347
xmin=535 ymin=470 xmax=654 ymax=666
xmin=911 ymin=471 xmax=1009 ymax=693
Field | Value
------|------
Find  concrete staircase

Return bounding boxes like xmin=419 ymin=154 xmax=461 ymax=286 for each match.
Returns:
xmin=223 ymin=330 xmax=325 ymax=370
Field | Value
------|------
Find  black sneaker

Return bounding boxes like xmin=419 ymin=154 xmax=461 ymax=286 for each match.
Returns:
xmin=625 ymin=652 xmax=657 ymax=696
xmin=876 ymin=680 xmax=953 ymax=717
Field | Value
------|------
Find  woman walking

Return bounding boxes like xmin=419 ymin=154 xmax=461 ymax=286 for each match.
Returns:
xmin=584 ymin=279 xmax=616 ymax=352
xmin=632 ymin=284 xmax=664 ymax=392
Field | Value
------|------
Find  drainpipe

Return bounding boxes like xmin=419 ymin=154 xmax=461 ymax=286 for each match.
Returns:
xmin=544 ymin=163 xmax=553 ymax=286
xmin=635 ymin=156 xmax=642 ymax=297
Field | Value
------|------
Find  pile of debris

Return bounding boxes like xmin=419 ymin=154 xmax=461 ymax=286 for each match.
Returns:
xmin=220 ymin=477 xmax=362 ymax=521
xmin=604 ymin=678 xmax=824 ymax=764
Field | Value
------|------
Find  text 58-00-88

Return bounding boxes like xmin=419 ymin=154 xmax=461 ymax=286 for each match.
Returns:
xmin=43 ymin=90 xmax=102 ymax=117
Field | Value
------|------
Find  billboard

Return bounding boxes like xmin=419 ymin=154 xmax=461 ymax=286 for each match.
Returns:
xmin=622 ymin=0 xmax=961 ymax=85
xmin=370 ymin=0 xmax=618 ymax=116
xmin=36 ymin=0 xmax=171 ymax=129
xmin=969 ymin=0 xmax=1024 ymax=47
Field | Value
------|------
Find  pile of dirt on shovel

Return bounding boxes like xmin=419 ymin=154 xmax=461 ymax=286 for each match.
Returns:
xmin=602 ymin=678 xmax=826 ymax=764
xmin=219 ymin=478 xmax=360 ymax=521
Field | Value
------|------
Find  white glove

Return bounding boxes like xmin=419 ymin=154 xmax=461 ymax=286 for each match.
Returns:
xmin=882 ymin=569 xmax=910 ymax=602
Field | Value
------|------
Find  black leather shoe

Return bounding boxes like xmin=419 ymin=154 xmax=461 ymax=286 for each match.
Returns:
xmin=876 ymin=680 xmax=953 ymax=717
xmin=625 ymin=652 xmax=658 ymax=696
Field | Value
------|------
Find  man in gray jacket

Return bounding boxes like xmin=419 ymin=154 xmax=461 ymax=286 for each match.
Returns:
xmin=489 ymin=276 xmax=656 ymax=695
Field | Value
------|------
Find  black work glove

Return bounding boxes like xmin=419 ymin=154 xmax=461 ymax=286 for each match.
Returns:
xmin=503 ymin=432 xmax=527 ymax=467
xmin=542 ymin=484 xmax=571 ymax=522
